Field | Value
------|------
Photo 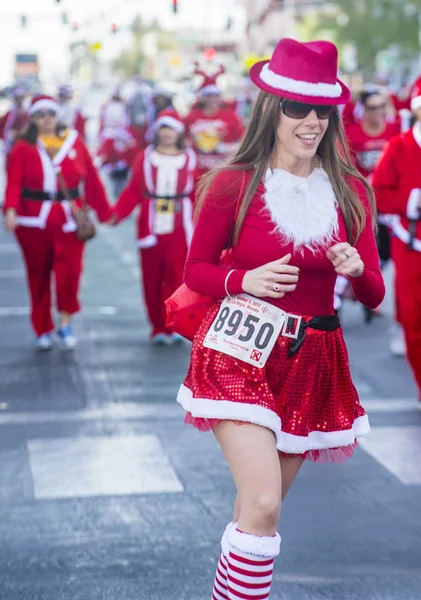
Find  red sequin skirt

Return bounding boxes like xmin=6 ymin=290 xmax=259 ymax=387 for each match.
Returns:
xmin=177 ymin=301 xmax=370 ymax=463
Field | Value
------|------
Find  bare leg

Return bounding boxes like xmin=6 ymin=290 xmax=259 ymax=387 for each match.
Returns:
xmin=232 ymin=453 xmax=304 ymax=522
xmin=213 ymin=421 xmax=282 ymax=536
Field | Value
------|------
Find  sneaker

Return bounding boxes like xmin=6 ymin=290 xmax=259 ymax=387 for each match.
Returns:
xmin=57 ymin=325 xmax=77 ymax=350
xmin=389 ymin=326 xmax=406 ymax=358
xmin=169 ymin=333 xmax=185 ymax=345
xmin=36 ymin=333 xmax=52 ymax=352
xmin=150 ymin=333 xmax=171 ymax=345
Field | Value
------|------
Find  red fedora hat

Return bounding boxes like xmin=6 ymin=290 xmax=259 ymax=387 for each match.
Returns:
xmin=250 ymin=38 xmax=350 ymax=106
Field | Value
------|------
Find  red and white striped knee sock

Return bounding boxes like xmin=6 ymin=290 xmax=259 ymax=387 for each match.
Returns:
xmin=212 ymin=522 xmax=236 ymax=600
xmin=227 ymin=528 xmax=281 ymax=600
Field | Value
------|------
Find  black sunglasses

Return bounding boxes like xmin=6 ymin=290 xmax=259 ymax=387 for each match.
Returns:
xmin=34 ymin=109 xmax=56 ymax=118
xmin=281 ymin=99 xmax=335 ymax=120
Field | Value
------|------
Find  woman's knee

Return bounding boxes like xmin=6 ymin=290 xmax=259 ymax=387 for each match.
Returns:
xmin=243 ymin=492 xmax=281 ymax=529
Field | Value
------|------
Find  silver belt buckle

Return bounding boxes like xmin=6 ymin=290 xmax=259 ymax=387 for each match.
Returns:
xmin=281 ymin=313 xmax=302 ymax=339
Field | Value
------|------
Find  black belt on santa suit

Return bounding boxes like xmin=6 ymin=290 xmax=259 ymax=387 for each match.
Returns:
xmin=22 ymin=187 xmax=80 ymax=202
xmin=144 ymin=193 xmax=186 ymax=200
xmin=288 ymin=311 xmax=341 ymax=357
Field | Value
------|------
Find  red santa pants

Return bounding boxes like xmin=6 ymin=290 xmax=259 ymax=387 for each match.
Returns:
xmin=16 ymin=222 xmax=85 ymax=336
xmin=139 ymin=229 xmax=188 ymax=336
xmin=393 ymin=238 xmax=421 ymax=398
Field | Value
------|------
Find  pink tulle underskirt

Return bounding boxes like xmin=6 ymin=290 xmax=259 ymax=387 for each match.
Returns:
xmin=184 ymin=412 xmax=358 ymax=464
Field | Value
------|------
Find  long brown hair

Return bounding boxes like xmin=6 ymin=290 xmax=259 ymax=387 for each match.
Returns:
xmin=196 ymin=91 xmax=376 ymax=245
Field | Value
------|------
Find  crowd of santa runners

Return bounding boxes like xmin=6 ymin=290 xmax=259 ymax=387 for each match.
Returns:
xmin=1 ymin=60 xmax=421 ymax=407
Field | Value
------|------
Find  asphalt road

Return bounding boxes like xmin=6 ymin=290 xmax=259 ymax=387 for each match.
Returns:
xmin=0 ymin=165 xmax=420 ymax=598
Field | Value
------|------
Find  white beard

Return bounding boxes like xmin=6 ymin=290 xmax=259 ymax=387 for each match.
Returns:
xmin=263 ymin=167 xmax=339 ymax=253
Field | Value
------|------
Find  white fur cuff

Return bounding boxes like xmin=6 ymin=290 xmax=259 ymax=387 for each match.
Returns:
xmin=407 ymin=189 xmax=421 ymax=220
xmin=229 ymin=527 xmax=281 ymax=558
xmin=410 ymin=96 xmax=421 ymax=112
xmin=221 ymin=521 xmax=236 ymax=558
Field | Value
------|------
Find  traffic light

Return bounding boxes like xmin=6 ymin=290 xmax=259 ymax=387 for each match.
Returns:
xmin=171 ymin=0 xmax=178 ymax=14
xmin=70 ymin=20 xmax=79 ymax=31
xmin=20 ymin=15 xmax=27 ymax=28
xmin=110 ymin=22 xmax=119 ymax=34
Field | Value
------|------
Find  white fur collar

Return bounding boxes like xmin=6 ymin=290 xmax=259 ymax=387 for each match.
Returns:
xmin=263 ymin=166 xmax=338 ymax=252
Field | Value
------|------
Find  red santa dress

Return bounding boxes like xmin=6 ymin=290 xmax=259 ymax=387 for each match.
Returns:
xmin=3 ymin=130 xmax=111 ymax=336
xmin=372 ymin=122 xmax=421 ymax=399
xmin=177 ymin=167 xmax=385 ymax=462
xmin=112 ymin=145 xmax=198 ymax=337
xmin=185 ymin=108 xmax=244 ymax=177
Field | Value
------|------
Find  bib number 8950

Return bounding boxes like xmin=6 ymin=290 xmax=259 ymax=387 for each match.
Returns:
xmin=213 ymin=306 xmax=275 ymax=350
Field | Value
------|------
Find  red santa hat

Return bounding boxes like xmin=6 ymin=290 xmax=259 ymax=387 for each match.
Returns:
xmin=194 ymin=62 xmax=225 ymax=97
xmin=154 ymin=109 xmax=185 ymax=134
xmin=250 ymin=38 xmax=350 ymax=105
xmin=29 ymin=94 xmax=60 ymax=116
xmin=410 ymin=77 xmax=421 ymax=111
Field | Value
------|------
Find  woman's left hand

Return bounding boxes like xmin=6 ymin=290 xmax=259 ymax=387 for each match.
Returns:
xmin=327 ymin=242 xmax=364 ymax=278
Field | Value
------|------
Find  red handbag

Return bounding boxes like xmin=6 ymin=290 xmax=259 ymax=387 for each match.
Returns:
xmin=165 ymin=172 xmax=246 ymax=341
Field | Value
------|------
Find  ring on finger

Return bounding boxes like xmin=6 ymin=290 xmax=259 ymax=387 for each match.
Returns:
xmin=273 ymin=284 xmax=281 ymax=292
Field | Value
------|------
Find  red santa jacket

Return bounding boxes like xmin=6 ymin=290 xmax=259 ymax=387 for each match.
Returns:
xmin=372 ymin=123 xmax=421 ymax=252
xmin=3 ymin=129 xmax=111 ymax=231
xmin=112 ymin=145 xmax=198 ymax=248
xmin=346 ymin=121 xmax=400 ymax=181
xmin=185 ymin=107 xmax=244 ymax=175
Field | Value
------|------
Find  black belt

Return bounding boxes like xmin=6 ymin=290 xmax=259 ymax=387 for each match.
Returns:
xmin=22 ymin=187 xmax=80 ymax=202
xmin=288 ymin=311 xmax=341 ymax=357
xmin=145 ymin=193 xmax=186 ymax=200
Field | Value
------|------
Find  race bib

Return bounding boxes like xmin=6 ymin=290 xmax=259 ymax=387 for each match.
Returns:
xmin=154 ymin=199 xmax=175 ymax=235
xmin=203 ymin=294 xmax=293 ymax=368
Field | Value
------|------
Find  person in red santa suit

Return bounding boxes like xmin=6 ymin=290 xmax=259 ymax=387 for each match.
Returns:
xmin=56 ymin=84 xmax=87 ymax=139
xmin=97 ymin=127 xmax=138 ymax=201
xmin=176 ymin=38 xmax=384 ymax=600
xmin=2 ymin=95 xmax=111 ymax=351
xmin=185 ymin=64 xmax=244 ymax=177
xmin=343 ymin=89 xmax=400 ymax=324
xmin=372 ymin=77 xmax=421 ymax=404
xmin=110 ymin=109 xmax=197 ymax=344
xmin=98 ymin=87 xmax=128 ymax=140
xmin=0 ymin=86 xmax=30 ymax=160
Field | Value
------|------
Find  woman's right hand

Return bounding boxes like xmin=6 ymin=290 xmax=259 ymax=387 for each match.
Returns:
xmin=3 ymin=208 xmax=17 ymax=233
xmin=242 ymin=253 xmax=299 ymax=299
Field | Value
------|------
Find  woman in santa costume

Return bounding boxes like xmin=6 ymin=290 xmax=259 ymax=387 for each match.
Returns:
xmin=110 ymin=109 xmax=197 ymax=344
xmin=372 ymin=77 xmax=421 ymax=404
xmin=2 ymin=94 xmax=111 ymax=350
xmin=176 ymin=38 xmax=384 ymax=599
xmin=185 ymin=64 xmax=244 ymax=177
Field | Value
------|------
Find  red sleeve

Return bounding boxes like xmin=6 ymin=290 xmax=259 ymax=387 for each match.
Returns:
xmin=347 ymin=180 xmax=385 ymax=309
xmin=112 ymin=152 xmax=145 ymax=222
xmin=0 ymin=113 xmax=7 ymax=140
xmin=3 ymin=141 xmax=24 ymax=212
xmin=78 ymin=138 xmax=111 ymax=222
xmin=184 ymin=170 xmax=247 ymax=297
xmin=371 ymin=137 xmax=409 ymax=216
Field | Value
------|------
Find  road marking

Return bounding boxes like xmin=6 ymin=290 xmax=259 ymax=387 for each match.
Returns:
xmin=0 ymin=402 xmax=181 ymax=425
xmin=0 ymin=269 xmax=24 ymax=278
xmin=359 ymin=426 xmax=421 ymax=484
xmin=0 ymin=244 xmax=17 ymax=253
xmin=363 ymin=398 xmax=421 ymax=413
xmin=27 ymin=434 xmax=184 ymax=499
xmin=0 ymin=306 xmax=29 ymax=315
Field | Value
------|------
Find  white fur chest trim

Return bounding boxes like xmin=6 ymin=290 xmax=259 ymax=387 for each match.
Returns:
xmin=150 ymin=150 xmax=187 ymax=197
xmin=263 ymin=167 xmax=339 ymax=252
